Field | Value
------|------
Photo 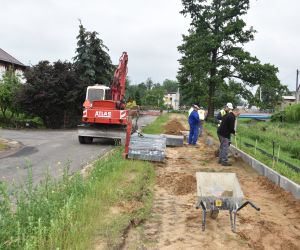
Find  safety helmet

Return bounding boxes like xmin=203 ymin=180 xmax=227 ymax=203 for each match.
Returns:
xmin=226 ymin=102 xmax=233 ymax=109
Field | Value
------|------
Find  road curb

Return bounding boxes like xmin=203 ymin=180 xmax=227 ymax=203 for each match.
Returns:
xmin=230 ymin=145 xmax=300 ymax=200
xmin=0 ymin=138 xmax=24 ymax=159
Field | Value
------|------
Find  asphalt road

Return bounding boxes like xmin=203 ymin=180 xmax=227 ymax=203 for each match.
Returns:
xmin=0 ymin=115 xmax=156 ymax=187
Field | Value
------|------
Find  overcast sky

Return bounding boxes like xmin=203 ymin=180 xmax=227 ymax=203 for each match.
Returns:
xmin=1 ymin=0 xmax=299 ymax=91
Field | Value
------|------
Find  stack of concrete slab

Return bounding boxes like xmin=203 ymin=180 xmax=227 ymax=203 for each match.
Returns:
xmin=161 ymin=134 xmax=184 ymax=147
xmin=128 ymin=133 xmax=166 ymax=162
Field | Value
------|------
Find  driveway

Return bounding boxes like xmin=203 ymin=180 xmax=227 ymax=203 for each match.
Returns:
xmin=0 ymin=115 xmax=157 ymax=187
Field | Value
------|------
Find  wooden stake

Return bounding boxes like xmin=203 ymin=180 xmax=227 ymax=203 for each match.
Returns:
xmin=277 ymin=145 xmax=281 ymax=164
xmin=235 ymin=135 xmax=238 ymax=148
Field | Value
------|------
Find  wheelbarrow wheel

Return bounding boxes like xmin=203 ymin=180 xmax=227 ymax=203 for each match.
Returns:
xmin=210 ymin=210 xmax=219 ymax=219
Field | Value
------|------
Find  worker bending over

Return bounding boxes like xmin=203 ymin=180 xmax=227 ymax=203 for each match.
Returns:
xmin=217 ymin=108 xmax=240 ymax=166
xmin=188 ymin=104 xmax=200 ymax=146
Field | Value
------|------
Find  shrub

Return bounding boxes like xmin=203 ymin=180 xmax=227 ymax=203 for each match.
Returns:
xmin=271 ymin=111 xmax=286 ymax=122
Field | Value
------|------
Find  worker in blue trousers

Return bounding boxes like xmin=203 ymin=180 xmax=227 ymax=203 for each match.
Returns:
xmin=188 ymin=104 xmax=200 ymax=146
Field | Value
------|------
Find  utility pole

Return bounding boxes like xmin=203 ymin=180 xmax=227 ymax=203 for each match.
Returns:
xmin=297 ymin=69 xmax=300 ymax=104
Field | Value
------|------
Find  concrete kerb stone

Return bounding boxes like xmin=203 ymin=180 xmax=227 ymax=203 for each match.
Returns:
xmin=229 ymin=146 xmax=244 ymax=160
xmin=205 ymin=136 xmax=214 ymax=147
xmin=240 ymin=150 xmax=253 ymax=167
xmin=230 ymin=145 xmax=300 ymax=200
xmin=280 ymin=175 xmax=300 ymax=199
xmin=128 ymin=133 xmax=166 ymax=162
xmin=161 ymin=134 xmax=184 ymax=147
xmin=251 ymin=160 xmax=265 ymax=176
xmin=263 ymin=165 xmax=280 ymax=185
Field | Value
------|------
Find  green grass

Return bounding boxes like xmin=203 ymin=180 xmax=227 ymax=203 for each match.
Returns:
xmin=237 ymin=120 xmax=300 ymax=162
xmin=204 ymin=121 xmax=300 ymax=184
xmin=142 ymin=113 xmax=170 ymax=134
xmin=0 ymin=110 xmax=44 ymax=128
xmin=285 ymin=103 xmax=300 ymax=122
xmin=0 ymin=148 xmax=155 ymax=249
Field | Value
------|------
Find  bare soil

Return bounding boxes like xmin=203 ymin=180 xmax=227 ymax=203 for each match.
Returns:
xmin=123 ymin=118 xmax=300 ymax=250
xmin=164 ymin=119 xmax=186 ymax=135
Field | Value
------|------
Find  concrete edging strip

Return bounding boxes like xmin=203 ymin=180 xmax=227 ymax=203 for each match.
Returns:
xmin=230 ymin=145 xmax=300 ymax=200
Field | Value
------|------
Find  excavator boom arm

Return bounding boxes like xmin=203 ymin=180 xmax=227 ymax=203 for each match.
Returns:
xmin=111 ymin=52 xmax=128 ymax=102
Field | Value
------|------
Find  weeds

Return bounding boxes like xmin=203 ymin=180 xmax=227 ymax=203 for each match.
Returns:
xmin=204 ymin=121 xmax=300 ymax=184
xmin=285 ymin=103 xmax=300 ymax=122
xmin=0 ymin=147 xmax=154 ymax=249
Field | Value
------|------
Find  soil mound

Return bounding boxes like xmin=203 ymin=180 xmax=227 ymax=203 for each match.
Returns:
xmin=157 ymin=172 xmax=196 ymax=195
xmin=164 ymin=119 xmax=186 ymax=135
xmin=174 ymin=175 xmax=197 ymax=195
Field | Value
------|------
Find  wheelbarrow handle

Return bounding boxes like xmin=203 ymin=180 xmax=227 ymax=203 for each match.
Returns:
xmin=237 ymin=201 xmax=260 ymax=212
xmin=196 ymin=200 xmax=206 ymax=211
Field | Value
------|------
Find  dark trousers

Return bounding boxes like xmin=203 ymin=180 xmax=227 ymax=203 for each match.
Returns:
xmin=189 ymin=124 xmax=199 ymax=144
xmin=219 ymin=135 xmax=229 ymax=163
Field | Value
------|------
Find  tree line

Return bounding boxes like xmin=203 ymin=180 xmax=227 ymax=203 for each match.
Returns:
xmin=1 ymin=1 xmax=291 ymax=128
xmin=0 ymin=22 xmax=178 ymax=128
xmin=126 ymin=78 xmax=178 ymax=108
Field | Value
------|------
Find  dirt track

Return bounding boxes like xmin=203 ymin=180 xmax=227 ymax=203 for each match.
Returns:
xmin=123 ymin=117 xmax=300 ymax=250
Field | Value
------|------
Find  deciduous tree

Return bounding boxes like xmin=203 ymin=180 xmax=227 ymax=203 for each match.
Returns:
xmin=0 ymin=68 xmax=21 ymax=119
xmin=178 ymin=0 xmax=286 ymax=116
xmin=162 ymin=79 xmax=178 ymax=93
xmin=15 ymin=61 xmax=84 ymax=128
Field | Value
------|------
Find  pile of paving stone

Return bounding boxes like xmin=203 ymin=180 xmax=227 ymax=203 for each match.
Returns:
xmin=128 ymin=133 xmax=184 ymax=162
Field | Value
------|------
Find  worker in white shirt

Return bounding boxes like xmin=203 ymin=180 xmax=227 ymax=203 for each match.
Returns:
xmin=198 ymin=107 xmax=206 ymax=136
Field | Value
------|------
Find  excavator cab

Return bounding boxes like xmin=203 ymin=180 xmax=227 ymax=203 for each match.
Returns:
xmin=83 ymin=85 xmax=110 ymax=108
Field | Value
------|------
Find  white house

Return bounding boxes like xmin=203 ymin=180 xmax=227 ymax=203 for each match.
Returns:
xmin=281 ymin=95 xmax=296 ymax=109
xmin=0 ymin=48 xmax=26 ymax=83
xmin=164 ymin=89 xmax=180 ymax=110
xmin=291 ymin=91 xmax=300 ymax=104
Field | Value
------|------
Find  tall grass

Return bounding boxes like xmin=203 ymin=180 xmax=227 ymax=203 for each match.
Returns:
xmin=237 ymin=121 xmax=300 ymax=161
xmin=285 ymin=103 xmax=300 ymax=122
xmin=0 ymin=148 xmax=155 ymax=249
xmin=204 ymin=121 xmax=300 ymax=184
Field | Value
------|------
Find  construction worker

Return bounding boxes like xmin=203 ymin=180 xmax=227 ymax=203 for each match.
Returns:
xmin=215 ymin=102 xmax=234 ymax=157
xmin=198 ymin=107 xmax=206 ymax=137
xmin=217 ymin=108 xmax=240 ymax=166
xmin=188 ymin=104 xmax=200 ymax=146
xmin=188 ymin=105 xmax=194 ymax=116
xmin=216 ymin=102 xmax=233 ymax=125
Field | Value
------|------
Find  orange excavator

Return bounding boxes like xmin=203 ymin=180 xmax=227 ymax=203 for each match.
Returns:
xmin=77 ymin=52 xmax=138 ymax=148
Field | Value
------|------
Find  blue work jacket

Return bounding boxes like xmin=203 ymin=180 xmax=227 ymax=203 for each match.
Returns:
xmin=188 ymin=110 xmax=200 ymax=126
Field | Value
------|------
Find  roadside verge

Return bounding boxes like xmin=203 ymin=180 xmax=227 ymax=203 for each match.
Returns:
xmin=0 ymin=147 xmax=155 ymax=250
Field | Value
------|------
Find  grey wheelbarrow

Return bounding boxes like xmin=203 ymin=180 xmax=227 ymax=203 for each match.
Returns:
xmin=195 ymin=172 xmax=260 ymax=232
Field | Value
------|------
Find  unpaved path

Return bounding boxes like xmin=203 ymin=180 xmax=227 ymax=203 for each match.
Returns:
xmin=123 ymin=119 xmax=300 ymax=249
